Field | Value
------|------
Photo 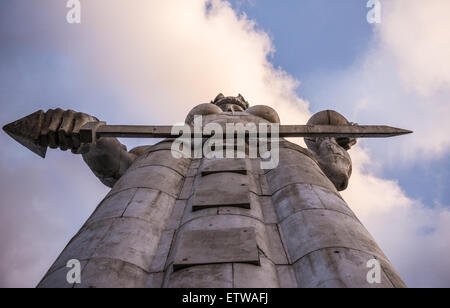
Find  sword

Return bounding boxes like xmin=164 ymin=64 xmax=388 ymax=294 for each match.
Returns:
xmin=2 ymin=110 xmax=413 ymax=158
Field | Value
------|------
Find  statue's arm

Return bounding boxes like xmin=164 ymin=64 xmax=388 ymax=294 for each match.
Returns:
xmin=39 ymin=108 xmax=139 ymax=187
xmin=82 ymin=143 xmax=153 ymax=187
xmin=81 ymin=138 xmax=137 ymax=187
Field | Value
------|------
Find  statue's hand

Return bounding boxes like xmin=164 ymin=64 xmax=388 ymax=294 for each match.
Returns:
xmin=335 ymin=122 xmax=358 ymax=150
xmin=40 ymin=108 xmax=99 ymax=154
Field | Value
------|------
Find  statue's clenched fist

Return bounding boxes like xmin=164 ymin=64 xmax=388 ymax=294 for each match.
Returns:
xmin=39 ymin=109 xmax=99 ymax=153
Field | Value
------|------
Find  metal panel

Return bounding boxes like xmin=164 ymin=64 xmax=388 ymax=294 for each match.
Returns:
xmin=108 ymin=165 xmax=184 ymax=198
xmin=279 ymin=209 xmax=387 ymax=264
xmin=167 ymin=264 xmax=233 ymax=288
xmin=276 ymin=265 xmax=298 ymax=288
xmin=233 ymin=257 xmax=279 ymax=288
xmin=265 ymin=224 xmax=289 ymax=264
xmin=73 ymin=258 xmax=148 ymax=288
xmin=149 ymin=230 xmax=175 ymax=273
xmin=92 ymin=217 xmax=164 ymax=271
xmin=173 ymin=227 xmax=259 ymax=270
xmin=292 ymin=248 xmax=405 ymax=288
xmin=192 ymin=172 xmax=250 ymax=210
xmin=201 ymin=158 xmax=247 ymax=176
xmin=128 ymin=149 xmax=191 ymax=175
xmin=178 ymin=176 xmax=195 ymax=200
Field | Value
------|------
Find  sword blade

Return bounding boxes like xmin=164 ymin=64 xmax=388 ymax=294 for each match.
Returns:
xmin=80 ymin=124 xmax=412 ymax=142
xmin=3 ymin=110 xmax=413 ymax=159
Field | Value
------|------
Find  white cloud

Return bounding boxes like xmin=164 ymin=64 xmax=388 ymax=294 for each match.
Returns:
xmin=73 ymin=0 xmax=310 ymax=126
xmin=318 ymin=0 xmax=450 ymax=286
xmin=381 ymin=1 xmax=450 ymax=96
xmin=308 ymin=0 xmax=450 ymax=163
xmin=0 ymin=140 xmax=107 ymax=287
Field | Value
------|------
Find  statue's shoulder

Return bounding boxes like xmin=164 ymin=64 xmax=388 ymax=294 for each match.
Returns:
xmin=129 ymin=145 xmax=153 ymax=157
xmin=130 ymin=139 xmax=177 ymax=158
xmin=278 ymin=139 xmax=318 ymax=163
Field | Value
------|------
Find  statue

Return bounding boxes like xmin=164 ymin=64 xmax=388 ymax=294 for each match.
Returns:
xmin=3 ymin=94 xmax=409 ymax=288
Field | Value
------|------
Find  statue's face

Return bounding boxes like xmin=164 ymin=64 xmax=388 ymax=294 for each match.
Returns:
xmin=307 ymin=137 xmax=353 ymax=191
xmin=214 ymin=96 xmax=246 ymax=112
xmin=221 ymin=103 xmax=244 ymax=112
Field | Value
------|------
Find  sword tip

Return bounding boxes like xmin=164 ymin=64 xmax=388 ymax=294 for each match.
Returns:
xmin=3 ymin=110 xmax=47 ymax=158
xmin=394 ymin=127 xmax=413 ymax=136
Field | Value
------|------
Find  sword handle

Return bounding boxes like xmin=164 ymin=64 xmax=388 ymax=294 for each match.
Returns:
xmin=79 ymin=121 xmax=107 ymax=144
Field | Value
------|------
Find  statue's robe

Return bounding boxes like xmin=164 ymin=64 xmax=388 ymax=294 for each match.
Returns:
xmin=38 ymin=112 xmax=406 ymax=288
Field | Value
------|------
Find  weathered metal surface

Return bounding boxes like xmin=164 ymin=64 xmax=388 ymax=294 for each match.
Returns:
xmin=265 ymin=224 xmax=289 ymax=265
xmin=108 ymin=165 xmax=184 ymax=198
xmin=145 ymin=272 xmax=165 ymax=288
xmin=279 ymin=209 xmax=387 ymax=264
xmin=267 ymin=163 xmax=337 ymax=194
xmin=38 ymin=260 xmax=88 ymax=288
xmin=45 ymin=219 xmax=113 ymax=274
xmin=91 ymin=217 xmax=165 ymax=271
xmin=172 ymin=215 xmax=272 ymax=267
xmin=165 ymin=200 xmax=187 ymax=230
xmin=292 ymin=248 xmax=406 ymax=288
xmin=192 ymin=172 xmax=251 ymax=210
xmin=233 ymin=257 xmax=279 ymax=288
xmin=149 ymin=230 xmax=176 ymax=273
xmin=74 ymin=258 xmax=148 ymax=288
xmin=276 ymin=265 xmax=298 ymax=288
xmin=122 ymin=188 xmax=175 ymax=225
xmin=173 ymin=228 xmax=259 ymax=269
xmin=217 ymin=193 xmax=265 ymax=222
xmin=272 ymin=183 xmax=355 ymax=222
xmin=178 ymin=176 xmax=196 ymax=200
xmin=128 ymin=149 xmax=191 ymax=175
xmin=167 ymin=264 xmax=233 ymax=288
xmin=85 ymin=188 xmax=137 ymax=226
xmin=259 ymin=197 xmax=277 ymax=223
xmin=201 ymin=158 xmax=247 ymax=175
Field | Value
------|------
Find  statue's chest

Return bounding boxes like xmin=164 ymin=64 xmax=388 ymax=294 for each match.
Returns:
xmin=189 ymin=158 xmax=259 ymax=211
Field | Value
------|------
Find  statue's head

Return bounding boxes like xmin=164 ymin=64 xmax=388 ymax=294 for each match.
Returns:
xmin=211 ymin=93 xmax=249 ymax=112
xmin=185 ymin=93 xmax=280 ymax=125
xmin=305 ymin=110 xmax=357 ymax=191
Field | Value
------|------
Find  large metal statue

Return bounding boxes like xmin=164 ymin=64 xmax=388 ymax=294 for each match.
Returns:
xmin=3 ymin=94 xmax=410 ymax=288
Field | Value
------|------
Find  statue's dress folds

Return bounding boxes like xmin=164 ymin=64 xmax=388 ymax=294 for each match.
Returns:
xmin=38 ymin=111 xmax=406 ymax=288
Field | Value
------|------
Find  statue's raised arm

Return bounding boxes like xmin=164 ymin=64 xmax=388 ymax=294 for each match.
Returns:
xmin=305 ymin=110 xmax=358 ymax=191
xmin=4 ymin=108 xmax=138 ymax=187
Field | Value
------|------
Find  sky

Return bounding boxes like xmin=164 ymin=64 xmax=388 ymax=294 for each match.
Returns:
xmin=0 ymin=0 xmax=449 ymax=287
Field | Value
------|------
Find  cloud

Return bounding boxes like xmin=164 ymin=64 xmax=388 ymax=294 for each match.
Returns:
xmin=381 ymin=1 xmax=450 ymax=96
xmin=1 ymin=0 xmax=449 ymax=288
xmin=311 ymin=0 xmax=450 ymax=286
xmin=66 ymin=0 xmax=310 ymax=127
xmin=307 ymin=0 xmax=450 ymax=163
xmin=341 ymin=147 xmax=450 ymax=287
xmin=0 ymin=138 xmax=107 ymax=287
